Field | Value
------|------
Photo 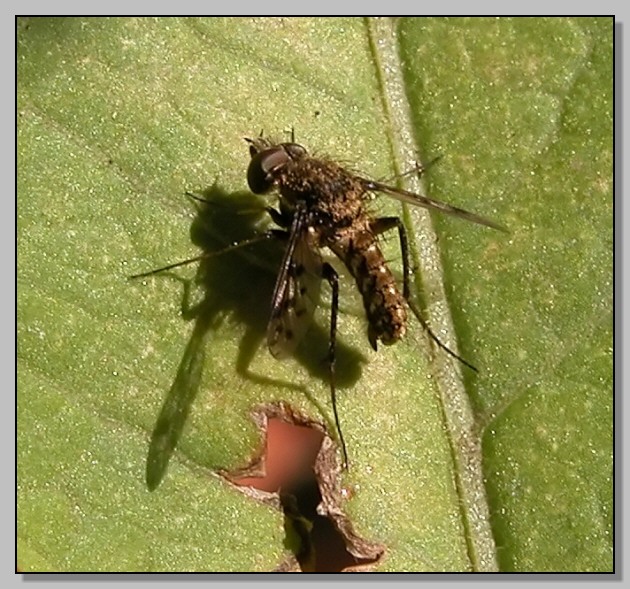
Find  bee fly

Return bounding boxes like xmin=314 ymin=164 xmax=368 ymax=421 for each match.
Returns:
xmin=132 ymin=134 xmax=507 ymax=469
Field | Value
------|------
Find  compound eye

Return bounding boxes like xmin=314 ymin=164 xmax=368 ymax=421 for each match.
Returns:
xmin=247 ymin=147 xmax=290 ymax=194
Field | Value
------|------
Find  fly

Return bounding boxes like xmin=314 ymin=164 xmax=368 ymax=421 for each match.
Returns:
xmin=132 ymin=133 xmax=507 ymax=469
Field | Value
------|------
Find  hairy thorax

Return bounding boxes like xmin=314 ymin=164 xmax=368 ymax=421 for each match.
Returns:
xmin=280 ymin=157 xmax=368 ymax=234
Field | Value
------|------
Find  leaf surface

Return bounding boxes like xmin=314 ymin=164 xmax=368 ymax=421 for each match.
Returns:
xmin=17 ymin=17 xmax=612 ymax=571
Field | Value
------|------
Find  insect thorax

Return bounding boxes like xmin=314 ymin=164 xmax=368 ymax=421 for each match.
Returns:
xmin=279 ymin=157 xmax=367 ymax=231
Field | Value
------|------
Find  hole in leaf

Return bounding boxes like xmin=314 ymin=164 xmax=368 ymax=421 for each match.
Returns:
xmin=224 ymin=402 xmax=385 ymax=572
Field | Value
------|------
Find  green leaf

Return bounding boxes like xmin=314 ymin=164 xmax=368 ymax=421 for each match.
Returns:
xmin=18 ymin=17 xmax=612 ymax=572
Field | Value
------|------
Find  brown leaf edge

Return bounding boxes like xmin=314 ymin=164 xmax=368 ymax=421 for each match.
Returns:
xmin=220 ymin=401 xmax=385 ymax=572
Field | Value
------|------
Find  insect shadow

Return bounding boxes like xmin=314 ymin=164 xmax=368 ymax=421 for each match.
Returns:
xmin=143 ymin=183 xmax=366 ymax=490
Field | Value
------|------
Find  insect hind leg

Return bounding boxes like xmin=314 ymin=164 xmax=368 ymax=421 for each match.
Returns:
xmin=378 ymin=155 xmax=443 ymax=185
xmin=321 ymin=262 xmax=349 ymax=469
xmin=370 ymin=216 xmax=478 ymax=373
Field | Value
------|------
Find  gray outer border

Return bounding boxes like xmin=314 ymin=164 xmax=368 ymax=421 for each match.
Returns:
xmin=13 ymin=11 xmax=619 ymax=586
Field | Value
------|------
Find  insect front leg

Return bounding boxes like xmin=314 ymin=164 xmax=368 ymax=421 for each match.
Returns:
xmin=370 ymin=217 xmax=478 ymax=372
xmin=265 ymin=206 xmax=291 ymax=229
xmin=321 ymin=262 xmax=349 ymax=469
xmin=129 ymin=230 xmax=285 ymax=280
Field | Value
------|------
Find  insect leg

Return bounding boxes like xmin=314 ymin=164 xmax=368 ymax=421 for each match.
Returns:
xmin=371 ymin=217 xmax=478 ymax=372
xmin=265 ymin=206 xmax=291 ymax=229
xmin=129 ymin=230 xmax=285 ymax=280
xmin=321 ymin=262 xmax=349 ymax=469
xmin=379 ymin=155 xmax=443 ymax=185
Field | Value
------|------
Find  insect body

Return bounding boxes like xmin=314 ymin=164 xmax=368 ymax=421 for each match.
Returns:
xmin=245 ymin=136 xmax=506 ymax=467
xmin=133 ymin=135 xmax=506 ymax=470
xmin=248 ymin=139 xmax=406 ymax=353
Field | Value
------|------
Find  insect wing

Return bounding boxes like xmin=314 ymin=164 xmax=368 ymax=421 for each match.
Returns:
xmin=364 ymin=179 xmax=508 ymax=233
xmin=267 ymin=217 xmax=322 ymax=359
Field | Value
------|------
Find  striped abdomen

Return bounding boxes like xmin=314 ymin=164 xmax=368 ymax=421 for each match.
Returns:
xmin=331 ymin=231 xmax=407 ymax=350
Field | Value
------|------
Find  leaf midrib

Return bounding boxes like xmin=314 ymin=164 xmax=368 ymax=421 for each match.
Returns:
xmin=365 ymin=17 xmax=498 ymax=572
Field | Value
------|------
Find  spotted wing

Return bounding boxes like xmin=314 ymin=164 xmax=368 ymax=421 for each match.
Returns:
xmin=267 ymin=208 xmax=322 ymax=359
